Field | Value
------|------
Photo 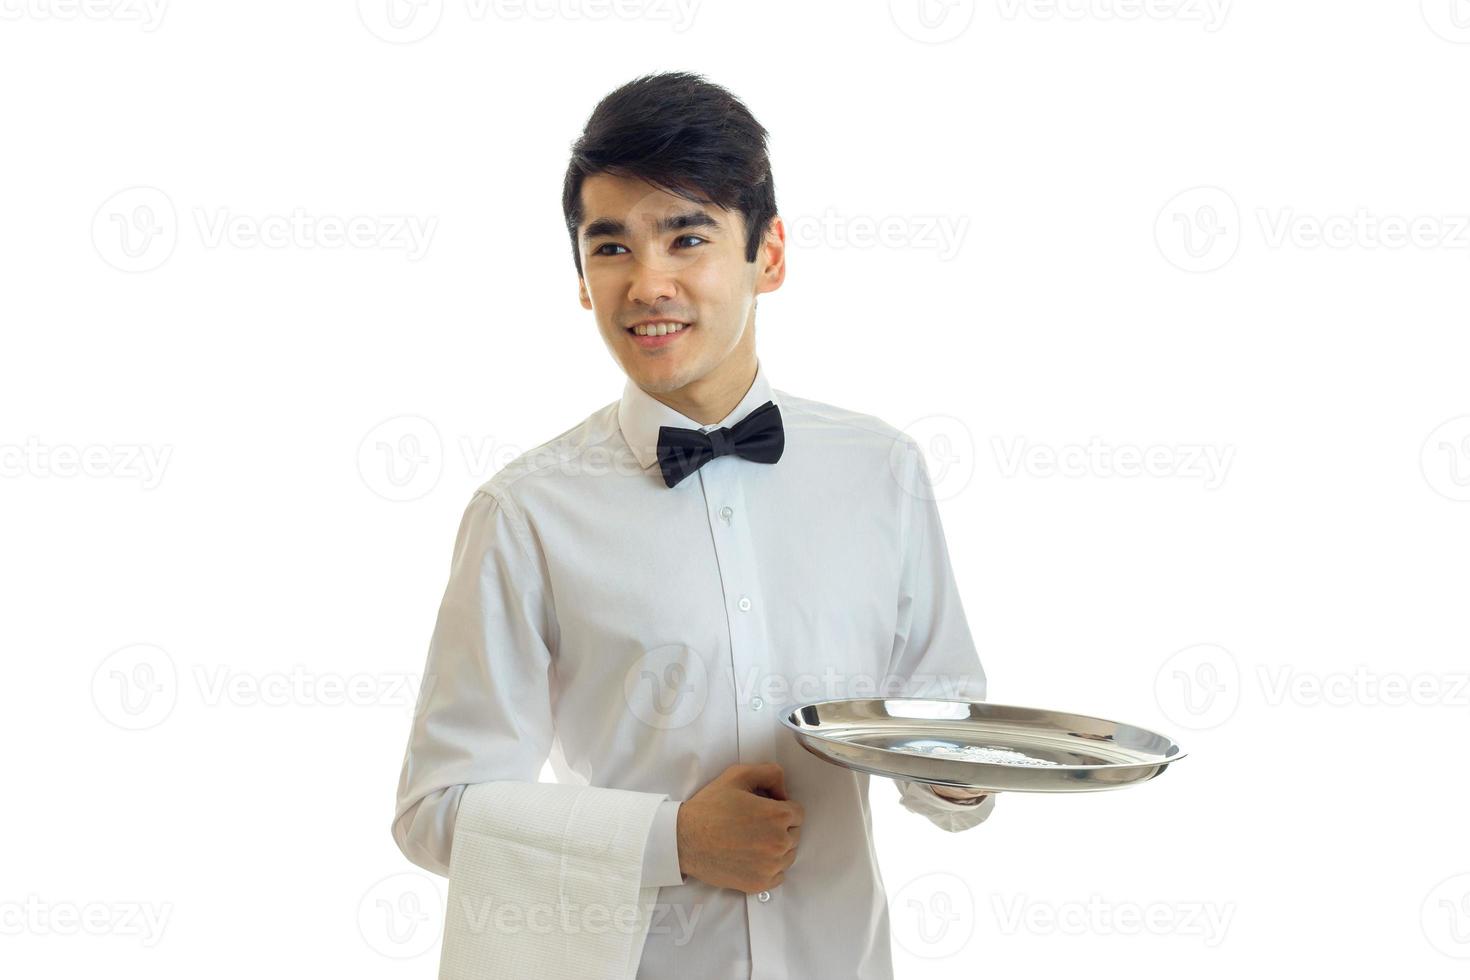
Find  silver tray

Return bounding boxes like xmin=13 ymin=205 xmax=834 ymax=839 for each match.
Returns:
xmin=781 ymin=698 xmax=1186 ymax=793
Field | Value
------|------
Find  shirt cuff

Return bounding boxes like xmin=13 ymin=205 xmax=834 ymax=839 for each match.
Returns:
xmin=639 ymin=798 xmax=686 ymax=888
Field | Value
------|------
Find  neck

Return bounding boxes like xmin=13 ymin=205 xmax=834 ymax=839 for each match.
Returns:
xmin=651 ymin=346 xmax=759 ymax=426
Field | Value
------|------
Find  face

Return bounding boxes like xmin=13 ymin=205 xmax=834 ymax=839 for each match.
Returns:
xmin=576 ymin=173 xmax=785 ymax=401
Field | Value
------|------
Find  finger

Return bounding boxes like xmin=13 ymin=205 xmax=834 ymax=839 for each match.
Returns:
xmin=731 ymin=763 xmax=773 ymax=796
xmin=747 ymin=762 xmax=787 ymax=800
xmin=764 ymin=763 xmax=787 ymax=801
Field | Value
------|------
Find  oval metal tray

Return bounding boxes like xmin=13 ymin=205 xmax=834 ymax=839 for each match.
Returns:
xmin=781 ymin=698 xmax=1186 ymax=793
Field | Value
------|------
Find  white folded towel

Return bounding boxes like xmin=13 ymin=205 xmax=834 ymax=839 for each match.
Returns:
xmin=439 ymin=781 xmax=669 ymax=980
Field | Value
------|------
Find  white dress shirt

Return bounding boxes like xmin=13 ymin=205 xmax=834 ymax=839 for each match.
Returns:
xmin=392 ymin=359 xmax=997 ymax=979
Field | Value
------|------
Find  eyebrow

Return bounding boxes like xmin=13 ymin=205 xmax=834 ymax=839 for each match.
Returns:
xmin=581 ymin=209 xmax=722 ymax=242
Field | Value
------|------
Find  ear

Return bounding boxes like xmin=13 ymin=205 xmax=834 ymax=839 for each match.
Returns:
xmin=577 ymin=277 xmax=592 ymax=310
xmin=755 ymin=215 xmax=786 ymax=296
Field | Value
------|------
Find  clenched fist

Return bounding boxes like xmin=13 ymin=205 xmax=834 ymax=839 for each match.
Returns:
xmin=675 ymin=762 xmax=804 ymax=894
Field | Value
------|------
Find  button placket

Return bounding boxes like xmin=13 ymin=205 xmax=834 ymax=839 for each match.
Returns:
xmin=698 ymin=465 xmax=781 ymax=953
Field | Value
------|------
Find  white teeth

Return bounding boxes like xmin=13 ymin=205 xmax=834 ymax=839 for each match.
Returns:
xmin=633 ymin=322 xmax=687 ymax=336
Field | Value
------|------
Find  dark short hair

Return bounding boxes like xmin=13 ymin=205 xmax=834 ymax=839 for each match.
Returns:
xmin=562 ymin=71 xmax=778 ymax=278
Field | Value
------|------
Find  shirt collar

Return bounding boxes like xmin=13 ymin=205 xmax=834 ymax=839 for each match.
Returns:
xmin=618 ymin=360 xmax=778 ymax=471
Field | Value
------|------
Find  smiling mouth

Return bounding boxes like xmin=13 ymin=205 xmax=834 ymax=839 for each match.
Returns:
xmin=626 ymin=321 xmax=692 ymax=337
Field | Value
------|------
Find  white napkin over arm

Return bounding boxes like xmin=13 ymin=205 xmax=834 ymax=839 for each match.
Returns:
xmin=440 ymin=781 xmax=669 ymax=980
xmin=390 ymin=489 xmax=683 ymax=975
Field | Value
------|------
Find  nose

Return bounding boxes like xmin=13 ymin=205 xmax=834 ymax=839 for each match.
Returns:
xmin=626 ymin=256 xmax=679 ymax=309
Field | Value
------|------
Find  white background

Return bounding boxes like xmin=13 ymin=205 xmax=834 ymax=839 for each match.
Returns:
xmin=3 ymin=1 xmax=1468 ymax=976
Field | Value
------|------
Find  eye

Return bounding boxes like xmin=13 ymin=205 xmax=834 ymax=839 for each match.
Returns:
xmin=593 ymin=243 xmax=628 ymax=256
xmin=674 ymin=235 xmax=707 ymax=248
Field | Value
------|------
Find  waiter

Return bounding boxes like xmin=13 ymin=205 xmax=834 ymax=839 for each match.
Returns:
xmin=392 ymin=70 xmax=997 ymax=979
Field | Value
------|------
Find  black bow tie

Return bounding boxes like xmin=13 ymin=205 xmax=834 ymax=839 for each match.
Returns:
xmin=655 ymin=400 xmax=785 ymax=488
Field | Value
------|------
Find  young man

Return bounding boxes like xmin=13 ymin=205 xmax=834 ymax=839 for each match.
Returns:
xmin=392 ymin=71 xmax=995 ymax=978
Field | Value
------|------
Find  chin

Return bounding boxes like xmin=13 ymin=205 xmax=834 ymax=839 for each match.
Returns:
xmin=628 ymin=361 xmax=696 ymax=394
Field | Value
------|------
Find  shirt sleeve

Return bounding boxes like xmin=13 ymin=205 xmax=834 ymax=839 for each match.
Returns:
xmin=390 ymin=488 xmax=683 ymax=885
xmin=886 ymin=436 xmax=997 ymax=833
xmin=642 ymin=799 xmax=686 ymax=887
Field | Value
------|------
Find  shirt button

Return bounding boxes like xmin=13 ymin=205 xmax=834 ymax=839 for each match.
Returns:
xmin=719 ymin=506 xmax=734 ymax=523
xmin=737 ymin=596 xmax=752 ymax=612
xmin=750 ymin=696 xmax=764 ymax=711
xmin=757 ymin=890 xmax=770 ymax=902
